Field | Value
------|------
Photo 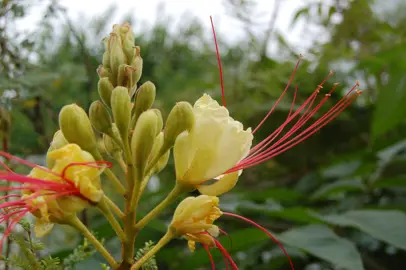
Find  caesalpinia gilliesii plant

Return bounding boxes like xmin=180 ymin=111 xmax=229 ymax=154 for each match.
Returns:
xmin=0 ymin=20 xmax=362 ymax=270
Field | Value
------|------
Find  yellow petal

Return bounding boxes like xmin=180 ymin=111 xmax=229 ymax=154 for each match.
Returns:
xmin=197 ymin=171 xmax=239 ymax=196
xmin=34 ymin=219 xmax=54 ymax=238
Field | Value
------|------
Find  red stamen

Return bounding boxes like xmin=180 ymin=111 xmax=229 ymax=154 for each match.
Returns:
xmin=219 ymin=228 xmax=233 ymax=252
xmin=203 ymin=244 xmax=216 ymax=270
xmin=252 ymin=56 xmax=304 ymax=134
xmin=223 ymin=212 xmax=294 ymax=270
xmin=210 ymin=16 xmax=226 ymax=107
xmin=228 ymin=82 xmax=361 ymax=172
xmin=213 ymin=238 xmax=238 ymax=270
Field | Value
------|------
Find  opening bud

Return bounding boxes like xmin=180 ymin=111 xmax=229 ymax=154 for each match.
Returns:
xmin=134 ymin=81 xmax=156 ymax=123
xmin=59 ymin=104 xmax=97 ymax=154
xmin=98 ymin=77 xmax=114 ymax=108
xmin=111 ymin=86 xmax=131 ymax=141
xmin=130 ymin=47 xmax=143 ymax=90
xmin=164 ymin=101 xmax=195 ymax=149
xmin=46 ymin=130 xmax=68 ymax=168
xmin=131 ymin=110 xmax=158 ymax=170
xmin=89 ymin=101 xmax=113 ymax=136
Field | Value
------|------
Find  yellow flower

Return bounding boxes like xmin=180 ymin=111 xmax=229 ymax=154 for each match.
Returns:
xmin=24 ymin=143 xmax=103 ymax=237
xmin=170 ymin=195 xmax=222 ymax=252
xmin=174 ymin=94 xmax=253 ymax=195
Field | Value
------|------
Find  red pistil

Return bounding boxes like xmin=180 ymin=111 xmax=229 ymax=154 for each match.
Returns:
xmin=223 ymin=212 xmax=294 ymax=270
xmin=210 ymin=16 xmax=226 ymax=107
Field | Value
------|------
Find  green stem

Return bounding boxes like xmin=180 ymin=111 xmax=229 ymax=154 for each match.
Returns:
xmin=134 ymin=183 xmax=190 ymax=230
xmin=130 ymin=166 xmax=143 ymax=211
xmin=104 ymin=169 xmax=125 ymax=194
xmin=67 ymin=216 xmax=118 ymax=268
xmin=139 ymin=173 xmax=153 ymax=197
xmin=119 ymin=139 xmax=138 ymax=268
xmin=103 ymin=194 xmax=124 ymax=218
xmin=131 ymin=230 xmax=174 ymax=270
xmin=98 ymin=198 xmax=127 ymax=242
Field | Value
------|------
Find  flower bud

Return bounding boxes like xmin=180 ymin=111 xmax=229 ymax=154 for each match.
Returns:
xmin=164 ymin=101 xmax=194 ymax=149
xmin=134 ymin=81 xmax=156 ymax=123
xmin=98 ymin=77 xmax=114 ymax=107
xmin=148 ymin=132 xmax=169 ymax=174
xmin=104 ymin=133 xmax=122 ymax=158
xmin=117 ymin=64 xmax=136 ymax=87
xmin=123 ymin=39 xmax=135 ymax=64
xmin=131 ymin=110 xmax=158 ymax=170
xmin=131 ymin=47 xmax=143 ymax=87
xmin=151 ymin=109 xmax=163 ymax=135
xmin=59 ymin=104 xmax=97 ymax=154
xmin=102 ymin=52 xmax=110 ymax=68
xmin=109 ymin=33 xmax=126 ymax=81
xmin=111 ymin=86 xmax=131 ymax=140
xmin=97 ymin=65 xmax=112 ymax=79
xmin=89 ymin=101 xmax=113 ymax=135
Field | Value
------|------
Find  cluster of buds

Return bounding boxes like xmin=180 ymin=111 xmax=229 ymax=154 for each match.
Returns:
xmin=0 ymin=20 xmax=362 ymax=270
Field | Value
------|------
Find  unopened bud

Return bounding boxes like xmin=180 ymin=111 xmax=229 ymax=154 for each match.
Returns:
xmin=109 ymin=33 xmax=126 ymax=81
xmin=131 ymin=47 xmax=143 ymax=86
xmin=104 ymin=133 xmax=122 ymax=158
xmin=134 ymin=81 xmax=156 ymax=123
xmin=111 ymin=86 xmax=131 ymax=140
xmin=148 ymin=132 xmax=170 ymax=174
xmin=59 ymin=104 xmax=97 ymax=153
xmin=98 ymin=77 xmax=114 ymax=107
xmin=123 ymin=39 xmax=135 ymax=64
xmin=131 ymin=110 xmax=158 ymax=170
xmin=89 ymin=101 xmax=113 ymax=135
xmin=164 ymin=102 xmax=195 ymax=149
xmin=151 ymin=109 xmax=163 ymax=135
xmin=102 ymin=52 xmax=110 ymax=68
xmin=97 ymin=65 xmax=112 ymax=79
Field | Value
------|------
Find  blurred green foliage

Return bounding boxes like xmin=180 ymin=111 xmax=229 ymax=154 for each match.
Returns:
xmin=1 ymin=0 xmax=406 ymax=269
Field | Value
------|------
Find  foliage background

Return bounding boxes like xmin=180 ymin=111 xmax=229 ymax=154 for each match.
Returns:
xmin=1 ymin=0 xmax=406 ymax=269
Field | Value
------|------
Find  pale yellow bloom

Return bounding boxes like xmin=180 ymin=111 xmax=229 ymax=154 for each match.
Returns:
xmin=170 ymin=195 xmax=222 ymax=252
xmin=174 ymin=94 xmax=253 ymax=195
xmin=24 ymin=143 xmax=103 ymax=237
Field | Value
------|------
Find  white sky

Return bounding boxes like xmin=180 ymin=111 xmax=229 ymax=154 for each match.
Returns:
xmin=21 ymin=0 xmax=320 ymax=56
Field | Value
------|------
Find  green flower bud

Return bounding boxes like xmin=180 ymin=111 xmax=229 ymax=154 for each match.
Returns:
xmin=148 ymin=132 xmax=170 ymax=174
xmin=133 ymin=81 xmax=156 ymax=123
xmin=131 ymin=110 xmax=158 ymax=170
xmin=97 ymin=65 xmax=112 ymax=79
xmin=59 ymin=104 xmax=97 ymax=153
xmin=131 ymin=47 xmax=143 ymax=86
xmin=111 ymin=86 xmax=131 ymax=141
xmin=123 ymin=39 xmax=135 ymax=64
xmin=98 ymin=77 xmax=114 ymax=107
xmin=117 ymin=64 xmax=136 ymax=87
xmin=109 ymin=33 xmax=126 ymax=81
xmin=164 ymin=101 xmax=195 ymax=149
xmin=151 ymin=109 xmax=163 ymax=135
xmin=103 ymin=133 xmax=122 ymax=158
xmin=102 ymin=52 xmax=110 ymax=68
xmin=89 ymin=101 xmax=113 ymax=135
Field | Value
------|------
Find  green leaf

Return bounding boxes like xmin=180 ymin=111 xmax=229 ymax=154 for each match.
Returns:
xmin=372 ymin=71 xmax=406 ymax=140
xmin=323 ymin=210 xmax=406 ymax=250
xmin=278 ymin=225 xmax=364 ymax=270
xmin=311 ymin=178 xmax=365 ymax=199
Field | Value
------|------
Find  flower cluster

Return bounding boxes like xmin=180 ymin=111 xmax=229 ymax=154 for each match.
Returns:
xmin=0 ymin=20 xmax=361 ymax=270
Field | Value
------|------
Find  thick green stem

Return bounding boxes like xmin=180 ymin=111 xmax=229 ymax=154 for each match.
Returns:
xmin=131 ymin=230 xmax=174 ymax=270
xmin=67 ymin=216 xmax=118 ymax=268
xmin=130 ymin=166 xmax=143 ymax=211
xmin=98 ymin=197 xmax=127 ymax=242
xmin=119 ymin=140 xmax=138 ymax=269
xmin=134 ymin=183 xmax=190 ymax=230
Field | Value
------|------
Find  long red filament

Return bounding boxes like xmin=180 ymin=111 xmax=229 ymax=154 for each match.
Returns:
xmin=223 ymin=212 xmax=295 ymax=270
xmin=203 ymin=244 xmax=216 ymax=270
xmin=213 ymin=238 xmax=238 ymax=270
xmin=227 ymin=81 xmax=361 ymax=173
xmin=210 ymin=16 xmax=226 ymax=107
xmin=219 ymin=228 xmax=233 ymax=251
